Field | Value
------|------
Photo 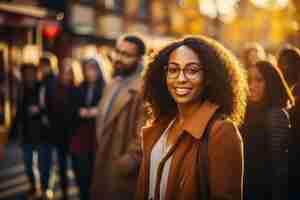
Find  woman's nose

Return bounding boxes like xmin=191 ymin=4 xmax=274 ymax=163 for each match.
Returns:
xmin=177 ymin=70 xmax=187 ymax=82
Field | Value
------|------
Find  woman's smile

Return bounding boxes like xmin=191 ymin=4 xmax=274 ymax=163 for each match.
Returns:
xmin=174 ymin=87 xmax=192 ymax=96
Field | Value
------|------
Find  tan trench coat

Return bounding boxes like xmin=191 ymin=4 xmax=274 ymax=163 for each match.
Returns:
xmin=90 ymin=75 xmax=144 ymax=200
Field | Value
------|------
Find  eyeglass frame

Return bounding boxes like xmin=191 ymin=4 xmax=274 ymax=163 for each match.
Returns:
xmin=164 ymin=62 xmax=205 ymax=80
xmin=111 ymin=48 xmax=139 ymax=63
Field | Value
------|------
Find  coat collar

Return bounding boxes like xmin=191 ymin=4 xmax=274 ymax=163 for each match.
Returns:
xmin=182 ymin=101 xmax=219 ymax=139
xmin=142 ymin=101 xmax=219 ymax=152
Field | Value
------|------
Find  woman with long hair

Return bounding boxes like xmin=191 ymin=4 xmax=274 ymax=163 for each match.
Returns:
xmin=242 ymin=60 xmax=293 ymax=200
xmin=45 ymin=59 xmax=78 ymax=200
xmin=70 ymin=58 xmax=105 ymax=200
xmin=136 ymin=36 xmax=247 ymax=200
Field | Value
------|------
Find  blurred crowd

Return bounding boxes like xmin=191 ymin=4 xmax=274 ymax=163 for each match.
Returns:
xmin=0 ymin=34 xmax=299 ymax=200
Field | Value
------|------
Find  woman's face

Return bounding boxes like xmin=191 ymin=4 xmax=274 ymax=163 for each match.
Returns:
xmin=84 ymin=63 xmax=98 ymax=83
xmin=248 ymin=67 xmax=266 ymax=103
xmin=166 ymin=45 xmax=205 ymax=106
xmin=59 ymin=65 xmax=73 ymax=85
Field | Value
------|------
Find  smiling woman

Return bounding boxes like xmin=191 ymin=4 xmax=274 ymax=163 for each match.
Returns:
xmin=136 ymin=35 xmax=248 ymax=200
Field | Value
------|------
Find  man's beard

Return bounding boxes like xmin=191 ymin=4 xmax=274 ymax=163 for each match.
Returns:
xmin=113 ymin=62 xmax=138 ymax=77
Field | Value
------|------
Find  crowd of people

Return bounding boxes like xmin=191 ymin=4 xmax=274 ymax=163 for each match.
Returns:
xmin=0 ymin=34 xmax=299 ymax=200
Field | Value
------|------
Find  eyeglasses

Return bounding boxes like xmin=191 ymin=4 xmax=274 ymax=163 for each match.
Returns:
xmin=111 ymin=48 xmax=138 ymax=63
xmin=165 ymin=63 xmax=204 ymax=80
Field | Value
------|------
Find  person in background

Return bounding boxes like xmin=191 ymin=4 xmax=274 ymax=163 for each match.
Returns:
xmin=70 ymin=58 xmax=105 ymax=200
xmin=38 ymin=57 xmax=55 ymax=84
xmin=242 ymin=42 xmax=266 ymax=69
xmin=277 ymin=45 xmax=300 ymax=98
xmin=136 ymin=36 xmax=247 ymax=200
xmin=35 ymin=56 xmax=57 ymax=199
xmin=289 ymin=89 xmax=300 ymax=199
xmin=242 ymin=61 xmax=293 ymax=200
xmin=10 ymin=63 xmax=43 ymax=198
xmin=277 ymin=45 xmax=300 ymax=198
xmin=90 ymin=35 xmax=146 ymax=200
xmin=45 ymin=60 xmax=78 ymax=200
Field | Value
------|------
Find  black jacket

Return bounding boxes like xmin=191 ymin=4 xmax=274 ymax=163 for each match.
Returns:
xmin=44 ymin=81 xmax=78 ymax=146
xmin=242 ymin=106 xmax=289 ymax=200
xmin=10 ymin=82 xmax=43 ymax=144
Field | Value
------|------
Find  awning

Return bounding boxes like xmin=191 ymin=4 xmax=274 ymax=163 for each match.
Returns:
xmin=0 ymin=2 xmax=49 ymax=19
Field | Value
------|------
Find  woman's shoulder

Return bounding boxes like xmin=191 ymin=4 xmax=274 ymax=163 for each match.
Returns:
xmin=209 ymin=118 xmax=242 ymax=143
xmin=266 ymin=107 xmax=289 ymax=125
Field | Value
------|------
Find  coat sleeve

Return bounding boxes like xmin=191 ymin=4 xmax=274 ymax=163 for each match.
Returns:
xmin=208 ymin=120 xmax=244 ymax=200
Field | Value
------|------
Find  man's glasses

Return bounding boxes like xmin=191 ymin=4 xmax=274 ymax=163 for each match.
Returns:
xmin=111 ymin=48 xmax=137 ymax=63
xmin=165 ymin=63 xmax=204 ymax=80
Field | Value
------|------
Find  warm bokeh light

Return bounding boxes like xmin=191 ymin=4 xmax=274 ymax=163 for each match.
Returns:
xmin=199 ymin=0 xmax=218 ymax=18
xmin=82 ymin=45 xmax=98 ymax=59
xmin=71 ymin=59 xmax=83 ymax=86
xmin=22 ymin=45 xmax=40 ymax=65
xmin=43 ymin=52 xmax=59 ymax=75
xmin=198 ymin=0 xmax=239 ymax=22
xmin=250 ymin=0 xmax=289 ymax=9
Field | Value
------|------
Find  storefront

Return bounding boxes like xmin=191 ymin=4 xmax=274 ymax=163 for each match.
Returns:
xmin=0 ymin=2 xmax=54 ymax=136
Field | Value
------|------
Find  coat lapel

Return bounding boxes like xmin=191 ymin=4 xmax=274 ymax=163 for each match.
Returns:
xmin=96 ymin=79 xmax=122 ymax=142
xmin=140 ymin=116 xmax=174 ymax=198
xmin=98 ymin=79 xmax=120 ymax=118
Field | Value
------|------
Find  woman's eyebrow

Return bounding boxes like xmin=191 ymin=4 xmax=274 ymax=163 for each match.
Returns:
xmin=168 ymin=62 xmax=201 ymax=65
xmin=167 ymin=62 xmax=180 ymax=66
xmin=186 ymin=62 xmax=202 ymax=66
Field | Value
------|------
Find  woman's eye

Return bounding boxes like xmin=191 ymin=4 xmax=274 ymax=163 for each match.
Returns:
xmin=187 ymin=68 xmax=199 ymax=74
xmin=168 ymin=68 xmax=179 ymax=74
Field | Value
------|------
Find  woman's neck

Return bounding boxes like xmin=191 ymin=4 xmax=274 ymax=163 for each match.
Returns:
xmin=165 ymin=100 xmax=203 ymax=147
xmin=176 ymin=100 xmax=203 ymax=125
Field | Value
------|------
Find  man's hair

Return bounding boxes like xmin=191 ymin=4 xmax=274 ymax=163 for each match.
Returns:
xmin=122 ymin=35 xmax=146 ymax=56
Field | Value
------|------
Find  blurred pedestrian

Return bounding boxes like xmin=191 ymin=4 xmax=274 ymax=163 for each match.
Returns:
xmin=44 ymin=60 xmax=78 ymax=200
xmin=38 ymin=57 xmax=56 ymax=85
xmin=242 ymin=61 xmax=293 ymax=200
xmin=278 ymin=45 xmax=300 ymax=198
xmin=90 ymin=35 xmax=146 ymax=200
xmin=277 ymin=45 xmax=300 ymax=98
xmin=242 ymin=42 xmax=266 ymax=69
xmin=70 ymin=58 xmax=105 ymax=200
xmin=136 ymin=36 xmax=247 ymax=200
xmin=9 ymin=63 xmax=42 ymax=198
xmin=35 ymin=56 xmax=57 ymax=198
xmin=289 ymin=93 xmax=300 ymax=198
